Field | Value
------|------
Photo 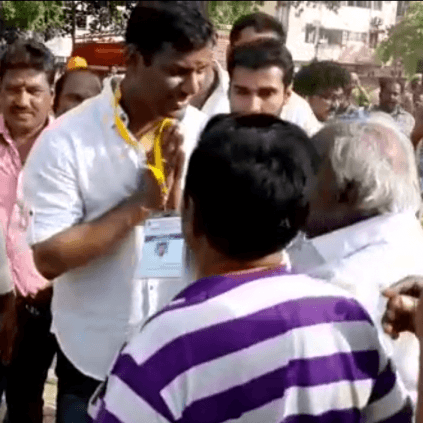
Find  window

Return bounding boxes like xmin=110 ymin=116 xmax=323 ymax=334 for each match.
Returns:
xmin=397 ymin=1 xmax=411 ymax=17
xmin=347 ymin=1 xmax=381 ymax=9
xmin=369 ymin=31 xmax=378 ymax=48
xmin=305 ymin=25 xmax=343 ymax=46
xmin=348 ymin=1 xmax=370 ymax=7
xmin=76 ymin=13 xmax=87 ymax=29
xmin=373 ymin=1 xmax=382 ymax=11
xmin=320 ymin=28 xmax=343 ymax=46
xmin=305 ymin=24 xmax=317 ymax=44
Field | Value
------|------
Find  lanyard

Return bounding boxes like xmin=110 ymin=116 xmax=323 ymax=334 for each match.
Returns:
xmin=114 ymin=87 xmax=173 ymax=194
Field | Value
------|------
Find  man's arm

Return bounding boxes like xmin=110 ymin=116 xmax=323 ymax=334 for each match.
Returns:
xmin=26 ymin=123 xmax=184 ymax=281
xmin=32 ymin=199 xmax=151 ymax=280
xmin=0 ymin=224 xmax=17 ymax=365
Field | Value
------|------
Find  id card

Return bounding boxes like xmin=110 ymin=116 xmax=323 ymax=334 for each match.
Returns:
xmin=136 ymin=216 xmax=184 ymax=278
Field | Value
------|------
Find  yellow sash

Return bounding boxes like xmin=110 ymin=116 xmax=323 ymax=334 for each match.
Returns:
xmin=114 ymin=87 xmax=173 ymax=194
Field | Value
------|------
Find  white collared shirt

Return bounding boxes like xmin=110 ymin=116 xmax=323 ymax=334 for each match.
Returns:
xmin=280 ymin=92 xmax=323 ymax=137
xmin=200 ymin=64 xmax=324 ymax=139
xmin=200 ymin=61 xmax=230 ymax=118
xmin=288 ymin=212 xmax=423 ymax=403
xmin=22 ymin=81 xmax=207 ymax=380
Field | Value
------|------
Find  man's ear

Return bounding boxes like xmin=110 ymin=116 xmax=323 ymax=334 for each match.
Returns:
xmin=124 ymin=45 xmax=143 ymax=70
xmin=283 ymin=85 xmax=292 ymax=107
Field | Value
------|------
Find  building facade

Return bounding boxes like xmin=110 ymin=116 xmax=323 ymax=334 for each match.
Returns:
xmin=274 ymin=1 xmax=399 ymax=67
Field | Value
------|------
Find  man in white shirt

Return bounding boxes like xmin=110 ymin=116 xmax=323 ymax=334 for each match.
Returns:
xmin=228 ymin=12 xmax=322 ymax=136
xmin=288 ymin=115 xmax=423 ymax=404
xmin=188 ymin=12 xmax=321 ymax=135
xmin=189 ymin=60 xmax=230 ymax=117
xmin=22 ymin=3 xmax=214 ymax=422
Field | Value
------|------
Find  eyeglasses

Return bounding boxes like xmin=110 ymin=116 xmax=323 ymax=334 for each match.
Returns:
xmin=315 ymin=92 xmax=344 ymax=105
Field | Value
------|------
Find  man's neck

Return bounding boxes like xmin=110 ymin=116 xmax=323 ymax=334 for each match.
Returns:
xmin=7 ymin=119 xmax=48 ymax=147
xmin=379 ymin=104 xmax=398 ymax=115
xmin=306 ymin=209 xmax=377 ymax=239
xmin=193 ymin=240 xmax=284 ymax=280
xmin=119 ymin=78 xmax=160 ymax=137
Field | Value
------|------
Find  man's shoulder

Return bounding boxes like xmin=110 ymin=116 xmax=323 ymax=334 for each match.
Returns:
xmin=398 ymin=106 xmax=415 ymax=121
xmin=39 ymin=94 xmax=108 ymax=146
xmin=282 ymin=92 xmax=322 ymax=136
xmin=158 ymin=271 xmax=368 ymax=328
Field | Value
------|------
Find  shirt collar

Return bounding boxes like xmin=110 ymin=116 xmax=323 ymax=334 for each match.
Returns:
xmin=213 ymin=60 xmax=230 ymax=94
xmin=309 ymin=211 xmax=420 ymax=263
xmin=373 ymin=104 xmax=404 ymax=117
xmin=100 ymin=77 xmax=127 ymax=130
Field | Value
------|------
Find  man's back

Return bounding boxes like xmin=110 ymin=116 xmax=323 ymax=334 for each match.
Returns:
xmin=289 ymin=211 xmax=423 ymax=402
xmin=90 ymin=267 xmax=411 ymax=422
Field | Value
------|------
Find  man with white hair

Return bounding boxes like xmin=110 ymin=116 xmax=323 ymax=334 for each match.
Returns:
xmin=288 ymin=115 xmax=423 ymax=404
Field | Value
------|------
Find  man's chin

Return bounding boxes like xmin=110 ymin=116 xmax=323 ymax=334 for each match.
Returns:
xmin=165 ymin=106 xmax=188 ymax=121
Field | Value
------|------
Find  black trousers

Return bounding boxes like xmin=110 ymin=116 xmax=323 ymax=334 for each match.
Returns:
xmin=5 ymin=293 xmax=56 ymax=423
xmin=56 ymin=343 xmax=102 ymax=423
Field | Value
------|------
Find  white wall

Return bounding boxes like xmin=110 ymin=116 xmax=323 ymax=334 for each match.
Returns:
xmin=285 ymin=1 xmax=398 ymax=64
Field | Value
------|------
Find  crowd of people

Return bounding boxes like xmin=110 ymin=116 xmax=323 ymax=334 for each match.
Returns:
xmin=0 ymin=1 xmax=423 ymax=422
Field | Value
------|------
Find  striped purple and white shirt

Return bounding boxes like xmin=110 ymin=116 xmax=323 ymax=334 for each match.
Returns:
xmin=89 ymin=266 xmax=412 ymax=423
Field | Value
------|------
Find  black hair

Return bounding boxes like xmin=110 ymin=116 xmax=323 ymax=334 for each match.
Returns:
xmin=230 ymin=12 xmax=286 ymax=46
xmin=53 ymin=69 xmax=101 ymax=114
xmin=125 ymin=2 xmax=215 ymax=66
xmin=0 ymin=38 xmax=56 ymax=87
xmin=293 ymin=61 xmax=351 ymax=97
xmin=184 ymin=114 xmax=318 ymax=260
xmin=227 ymin=38 xmax=294 ymax=88
xmin=379 ymin=77 xmax=405 ymax=94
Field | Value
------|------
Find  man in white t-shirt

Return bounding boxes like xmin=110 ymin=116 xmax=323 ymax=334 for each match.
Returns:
xmin=22 ymin=3 xmax=214 ymax=422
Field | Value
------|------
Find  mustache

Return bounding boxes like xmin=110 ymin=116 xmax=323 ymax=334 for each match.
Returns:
xmin=10 ymin=106 xmax=33 ymax=114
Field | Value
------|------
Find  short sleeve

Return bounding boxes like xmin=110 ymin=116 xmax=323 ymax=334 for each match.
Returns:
xmin=362 ymin=325 xmax=413 ymax=423
xmin=23 ymin=127 xmax=84 ymax=246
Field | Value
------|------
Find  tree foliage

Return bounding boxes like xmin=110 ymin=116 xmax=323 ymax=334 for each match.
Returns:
xmin=60 ymin=1 xmax=137 ymax=37
xmin=208 ymin=1 xmax=263 ymax=29
xmin=208 ymin=1 xmax=341 ymax=29
xmin=0 ymin=1 xmax=138 ymax=43
xmin=377 ymin=1 xmax=423 ymax=77
xmin=1 ymin=1 xmax=64 ymax=42
xmin=289 ymin=1 xmax=341 ymax=15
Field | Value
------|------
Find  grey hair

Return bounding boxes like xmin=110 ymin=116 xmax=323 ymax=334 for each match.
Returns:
xmin=312 ymin=113 xmax=421 ymax=214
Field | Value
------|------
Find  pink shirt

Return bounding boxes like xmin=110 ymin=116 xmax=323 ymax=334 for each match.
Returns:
xmin=0 ymin=114 xmax=49 ymax=296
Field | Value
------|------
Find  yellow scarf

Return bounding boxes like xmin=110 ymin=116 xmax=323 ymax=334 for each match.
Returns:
xmin=114 ymin=87 xmax=173 ymax=194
